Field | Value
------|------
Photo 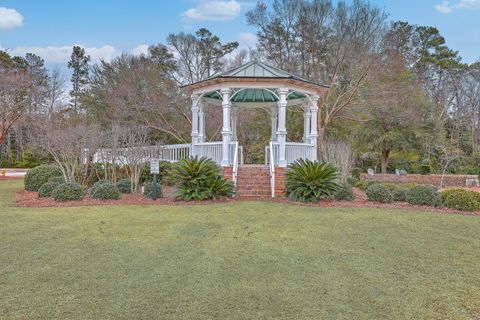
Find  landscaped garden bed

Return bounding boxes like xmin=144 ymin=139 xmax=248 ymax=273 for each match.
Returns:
xmin=14 ymin=183 xmax=480 ymax=216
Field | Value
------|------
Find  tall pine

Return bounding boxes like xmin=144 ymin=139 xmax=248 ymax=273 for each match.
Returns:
xmin=68 ymin=46 xmax=90 ymax=112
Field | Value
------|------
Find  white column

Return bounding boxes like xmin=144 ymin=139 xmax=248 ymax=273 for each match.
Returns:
xmin=221 ymin=88 xmax=231 ymax=166
xmin=277 ymin=88 xmax=288 ymax=167
xmin=310 ymin=94 xmax=319 ymax=160
xmin=198 ymin=105 xmax=205 ymax=143
xmin=231 ymin=107 xmax=238 ymax=142
xmin=191 ymin=94 xmax=200 ymax=156
xmin=303 ymin=105 xmax=311 ymax=143
xmin=270 ymin=106 xmax=278 ymax=141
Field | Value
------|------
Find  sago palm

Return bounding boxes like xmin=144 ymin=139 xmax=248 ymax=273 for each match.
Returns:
xmin=285 ymin=159 xmax=339 ymax=202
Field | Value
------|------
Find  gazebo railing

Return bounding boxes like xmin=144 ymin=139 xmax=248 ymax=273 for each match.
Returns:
xmin=195 ymin=141 xmax=223 ymax=165
xmin=265 ymin=142 xmax=315 ymax=166
xmin=194 ymin=141 xmax=243 ymax=166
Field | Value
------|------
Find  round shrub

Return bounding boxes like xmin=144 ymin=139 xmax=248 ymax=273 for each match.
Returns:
xmin=406 ymin=184 xmax=440 ymax=206
xmin=92 ymin=182 xmax=120 ymax=200
xmin=51 ymin=183 xmax=84 ymax=202
xmin=392 ymin=187 xmax=408 ymax=202
xmin=91 ymin=179 xmax=109 ymax=194
xmin=366 ymin=183 xmax=393 ymax=203
xmin=115 ymin=179 xmax=132 ymax=194
xmin=443 ymin=189 xmax=480 ymax=211
xmin=38 ymin=181 xmax=61 ymax=198
xmin=24 ymin=165 xmax=62 ymax=191
xmin=330 ymin=182 xmax=355 ymax=201
xmin=143 ymin=181 xmax=163 ymax=199
xmin=47 ymin=176 xmax=65 ymax=185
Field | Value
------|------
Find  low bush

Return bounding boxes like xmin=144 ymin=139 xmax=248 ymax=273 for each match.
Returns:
xmin=92 ymin=182 xmax=120 ymax=200
xmin=24 ymin=165 xmax=62 ymax=191
xmin=52 ymin=183 xmax=85 ymax=202
xmin=47 ymin=176 xmax=65 ymax=185
xmin=115 ymin=179 xmax=132 ymax=194
xmin=346 ymin=176 xmax=359 ymax=186
xmin=351 ymin=168 xmax=362 ymax=179
xmin=366 ymin=184 xmax=393 ymax=203
xmin=91 ymin=180 xmax=109 ymax=194
xmin=406 ymin=184 xmax=440 ymax=206
xmin=354 ymin=179 xmax=371 ymax=190
xmin=392 ymin=187 xmax=408 ymax=202
xmin=172 ymin=157 xmax=234 ymax=201
xmin=330 ymin=182 xmax=355 ymax=201
xmin=442 ymin=189 xmax=480 ymax=211
xmin=38 ymin=181 xmax=61 ymax=198
xmin=285 ymin=159 xmax=339 ymax=203
xmin=143 ymin=181 xmax=163 ymax=199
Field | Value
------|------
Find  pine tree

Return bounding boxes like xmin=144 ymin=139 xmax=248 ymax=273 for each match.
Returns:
xmin=67 ymin=46 xmax=90 ymax=112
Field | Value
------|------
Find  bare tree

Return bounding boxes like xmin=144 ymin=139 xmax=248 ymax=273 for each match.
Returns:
xmin=119 ymin=126 xmax=149 ymax=193
xmin=40 ymin=122 xmax=103 ymax=184
xmin=0 ymin=70 xmax=31 ymax=145
xmin=321 ymin=139 xmax=354 ymax=182
xmin=46 ymin=67 xmax=67 ymax=116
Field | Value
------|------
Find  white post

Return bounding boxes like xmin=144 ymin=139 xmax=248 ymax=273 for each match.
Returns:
xmin=310 ymin=94 xmax=319 ymax=161
xmin=270 ymin=106 xmax=278 ymax=141
xmin=198 ymin=105 xmax=205 ymax=143
xmin=191 ymin=94 xmax=200 ymax=156
xmin=221 ymin=88 xmax=231 ymax=166
xmin=303 ymin=105 xmax=311 ymax=143
xmin=231 ymin=107 xmax=238 ymax=142
xmin=277 ymin=88 xmax=288 ymax=167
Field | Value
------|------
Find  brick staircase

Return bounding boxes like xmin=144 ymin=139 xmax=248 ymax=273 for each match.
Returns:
xmin=235 ymin=165 xmax=272 ymax=198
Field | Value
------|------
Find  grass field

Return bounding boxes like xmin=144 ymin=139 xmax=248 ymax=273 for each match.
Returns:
xmin=1 ymin=179 xmax=480 ymax=319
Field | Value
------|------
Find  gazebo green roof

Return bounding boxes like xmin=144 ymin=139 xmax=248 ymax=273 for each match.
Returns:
xmin=183 ymin=61 xmax=328 ymax=103
xmin=203 ymin=89 xmax=306 ymax=103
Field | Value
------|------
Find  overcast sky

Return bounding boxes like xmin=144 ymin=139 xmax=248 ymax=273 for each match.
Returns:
xmin=1 ymin=0 xmax=479 ymax=71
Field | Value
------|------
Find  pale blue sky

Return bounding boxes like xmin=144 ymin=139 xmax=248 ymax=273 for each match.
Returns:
xmin=0 ymin=0 xmax=479 ymax=69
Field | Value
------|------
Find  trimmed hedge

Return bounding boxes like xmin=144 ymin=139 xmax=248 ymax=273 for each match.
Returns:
xmin=366 ymin=183 xmax=393 ymax=203
xmin=24 ymin=165 xmax=62 ymax=191
xmin=115 ymin=179 xmax=132 ymax=194
xmin=442 ymin=189 xmax=480 ymax=211
xmin=406 ymin=184 xmax=440 ymax=206
xmin=143 ymin=181 xmax=163 ymax=199
xmin=52 ymin=183 xmax=84 ymax=202
xmin=392 ymin=187 xmax=408 ymax=202
xmin=92 ymin=182 xmax=120 ymax=200
xmin=38 ymin=181 xmax=61 ymax=198
xmin=330 ymin=182 xmax=355 ymax=201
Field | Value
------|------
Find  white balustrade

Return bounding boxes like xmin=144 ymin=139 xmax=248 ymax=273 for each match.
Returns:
xmin=89 ymin=144 xmax=191 ymax=164
xmin=266 ymin=142 xmax=315 ymax=166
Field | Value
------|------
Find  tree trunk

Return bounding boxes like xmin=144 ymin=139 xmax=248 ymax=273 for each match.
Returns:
xmin=316 ymin=127 xmax=325 ymax=160
xmin=381 ymin=149 xmax=390 ymax=174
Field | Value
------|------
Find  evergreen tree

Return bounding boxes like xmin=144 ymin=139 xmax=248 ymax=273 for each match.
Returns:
xmin=68 ymin=46 xmax=90 ymax=112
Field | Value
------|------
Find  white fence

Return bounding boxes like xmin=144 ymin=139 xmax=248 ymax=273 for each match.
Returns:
xmin=90 ymin=144 xmax=191 ymax=164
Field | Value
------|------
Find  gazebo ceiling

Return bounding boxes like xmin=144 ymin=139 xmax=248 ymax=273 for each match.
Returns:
xmin=203 ymin=88 xmax=306 ymax=103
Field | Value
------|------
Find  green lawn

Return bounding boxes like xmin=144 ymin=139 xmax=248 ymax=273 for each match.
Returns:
xmin=1 ymin=180 xmax=480 ymax=319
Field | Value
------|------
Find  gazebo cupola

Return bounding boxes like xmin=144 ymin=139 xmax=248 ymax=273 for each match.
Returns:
xmin=182 ymin=61 xmax=328 ymax=168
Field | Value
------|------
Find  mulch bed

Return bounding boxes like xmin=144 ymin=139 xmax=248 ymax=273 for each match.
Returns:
xmin=13 ymin=185 xmax=479 ymax=216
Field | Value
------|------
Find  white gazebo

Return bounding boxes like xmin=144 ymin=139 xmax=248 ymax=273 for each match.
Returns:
xmin=90 ymin=61 xmax=329 ymax=197
xmin=183 ymin=61 xmax=328 ymax=169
